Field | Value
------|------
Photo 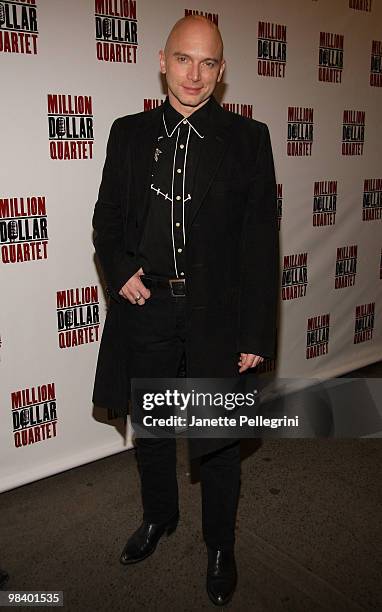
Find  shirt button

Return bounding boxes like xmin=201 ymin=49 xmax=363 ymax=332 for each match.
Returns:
xmin=180 ymin=144 xmax=185 ymax=149
xmin=176 ymin=222 xmax=181 ymax=227
xmin=182 ymin=120 xmax=187 ymax=125
xmin=176 ymin=195 xmax=181 ymax=201
xmin=177 ymin=168 xmax=182 ymax=173
xmin=180 ymin=272 xmax=185 ymax=276
xmin=177 ymin=248 xmax=183 ymax=253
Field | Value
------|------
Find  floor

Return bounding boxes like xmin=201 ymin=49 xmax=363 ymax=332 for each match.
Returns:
xmin=0 ymin=362 xmax=381 ymax=611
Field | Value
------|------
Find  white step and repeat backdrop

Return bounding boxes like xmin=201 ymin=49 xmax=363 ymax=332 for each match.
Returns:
xmin=1 ymin=0 xmax=381 ymax=492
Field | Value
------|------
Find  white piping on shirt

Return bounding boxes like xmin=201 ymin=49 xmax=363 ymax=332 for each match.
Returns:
xmin=163 ymin=113 xmax=205 ymax=140
xmin=150 ymin=184 xmax=172 ymax=201
xmin=170 ymin=127 xmax=181 ymax=278
xmin=182 ymin=123 xmax=191 ymax=245
xmin=162 ymin=111 xmax=204 ymax=277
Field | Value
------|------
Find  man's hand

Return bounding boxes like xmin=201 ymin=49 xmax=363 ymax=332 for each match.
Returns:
xmin=118 ymin=267 xmax=151 ymax=305
xmin=238 ymin=353 xmax=264 ymax=373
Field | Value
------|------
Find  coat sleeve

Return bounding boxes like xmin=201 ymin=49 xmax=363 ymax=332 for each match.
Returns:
xmin=237 ymin=122 xmax=279 ymax=359
xmin=92 ymin=119 xmax=141 ymax=299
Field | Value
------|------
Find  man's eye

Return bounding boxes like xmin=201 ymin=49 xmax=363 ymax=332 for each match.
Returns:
xmin=204 ymin=62 xmax=215 ymax=68
xmin=178 ymin=56 xmax=187 ymax=62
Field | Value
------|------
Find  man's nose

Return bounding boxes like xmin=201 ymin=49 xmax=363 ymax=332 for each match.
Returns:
xmin=188 ymin=62 xmax=201 ymax=82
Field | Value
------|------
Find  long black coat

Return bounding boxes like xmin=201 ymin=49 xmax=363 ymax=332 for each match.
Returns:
xmin=92 ymin=96 xmax=279 ymax=455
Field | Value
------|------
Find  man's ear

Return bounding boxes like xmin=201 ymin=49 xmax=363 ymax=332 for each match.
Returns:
xmin=159 ymin=49 xmax=166 ymax=74
xmin=217 ymin=59 xmax=226 ymax=83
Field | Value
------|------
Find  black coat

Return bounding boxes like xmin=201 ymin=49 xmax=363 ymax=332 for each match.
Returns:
xmin=92 ymin=96 xmax=279 ymax=455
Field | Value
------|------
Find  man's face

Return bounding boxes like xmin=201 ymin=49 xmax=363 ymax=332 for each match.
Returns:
xmin=159 ymin=20 xmax=225 ymax=116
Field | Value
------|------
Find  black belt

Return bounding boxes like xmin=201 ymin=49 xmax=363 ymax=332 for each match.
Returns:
xmin=141 ymin=275 xmax=186 ymax=297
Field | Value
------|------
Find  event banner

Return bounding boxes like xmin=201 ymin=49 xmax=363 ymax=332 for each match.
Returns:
xmin=0 ymin=0 xmax=381 ymax=492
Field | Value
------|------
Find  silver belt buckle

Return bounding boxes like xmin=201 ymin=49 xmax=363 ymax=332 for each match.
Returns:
xmin=169 ymin=278 xmax=186 ymax=297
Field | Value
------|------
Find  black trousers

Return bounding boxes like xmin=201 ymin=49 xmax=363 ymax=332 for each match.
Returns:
xmin=126 ymin=290 xmax=241 ymax=550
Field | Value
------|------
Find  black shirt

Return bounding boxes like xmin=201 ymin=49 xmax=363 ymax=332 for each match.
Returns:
xmin=138 ymin=96 xmax=212 ymax=278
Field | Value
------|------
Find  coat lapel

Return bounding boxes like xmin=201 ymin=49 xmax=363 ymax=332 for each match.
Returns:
xmin=131 ymin=106 xmax=163 ymax=228
xmin=186 ymin=98 xmax=234 ymax=231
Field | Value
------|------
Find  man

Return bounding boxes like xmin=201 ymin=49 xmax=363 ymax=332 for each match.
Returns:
xmin=92 ymin=15 xmax=278 ymax=606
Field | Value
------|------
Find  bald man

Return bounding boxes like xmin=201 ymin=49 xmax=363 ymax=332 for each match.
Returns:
xmin=93 ymin=15 xmax=279 ymax=606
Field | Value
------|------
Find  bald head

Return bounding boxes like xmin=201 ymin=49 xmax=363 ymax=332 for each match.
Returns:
xmin=159 ymin=15 xmax=226 ymax=116
xmin=164 ymin=15 xmax=224 ymax=61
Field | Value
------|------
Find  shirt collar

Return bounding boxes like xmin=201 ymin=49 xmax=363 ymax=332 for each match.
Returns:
xmin=162 ymin=96 xmax=213 ymax=139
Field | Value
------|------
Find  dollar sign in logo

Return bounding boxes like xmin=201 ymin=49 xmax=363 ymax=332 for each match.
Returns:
xmin=103 ymin=18 xmax=112 ymax=40
xmin=57 ymin=117 xmax=66 ymax=139
xmin=9 ymin=220 xmax=18 ymax=242
xmin=65 ymin=309 xmax=74 ymax=329
xmin=0 ymin=4 xmax=5 ymax=26
xmin=21 ymin=408 xmax=30 ymax=428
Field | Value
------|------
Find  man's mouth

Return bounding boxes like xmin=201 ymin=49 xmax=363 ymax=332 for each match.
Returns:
xmin=182 ymin=86 xmax=203 ymax=94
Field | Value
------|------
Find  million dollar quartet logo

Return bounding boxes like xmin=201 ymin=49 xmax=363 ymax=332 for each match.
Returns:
xmin=342 ymin=110 xmax=365 ymax=156
xmin=221 ymin=102 xmax=253 ymax=118
xmin=313 ymin=180 xmax=337 ymax=227
xmin=0 ymin=195 xmax=48 ymax=264
xmin=0 ymin=0 xmax=38 ymax=55
xmin=143 ymin=98 xmax=254 ymax=119
xmin=257 ymin=21 xmax=286 ymax=78
xmin=47 ymin=94 xmax=94 ymax=160
xmin=184 ymin=9 xmax=218 ymax=24
xmin=318 ymin=32 xmax=343 ymax=83
xmin=349 ymin=0 xmax=372 ymax=11
xmin=334 ymin=244 xmax=357 ymax=289
xmin=144 ymin=98 xmax=165 ymax=111
xmin=56 ymin=285 xmax=100 ymax=349
xmin=287 ymin=107 xmax=313 ymax=156
xmin=354 ymin=302 xmax=375 ymax=344
xmin=363 ymin=178 xmax=382 ymax=221
xmin=95 ymin=0 xmax=138 ymax=63
xmin=306 ymin=313 xmax=330 ymax=359
xmin=11 ymin=382 xmax=57 ymax=448
xmin=370 ymin=40 xmax=382 ymax=87
xmin=282 ymin=252 xmax=308 ymax=300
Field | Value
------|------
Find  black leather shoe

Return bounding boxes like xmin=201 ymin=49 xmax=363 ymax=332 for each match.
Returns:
xmin=206 ymin=547 xmax=237 ymax=606
xmin=119 ymin=511 xmax=179 ymax=565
